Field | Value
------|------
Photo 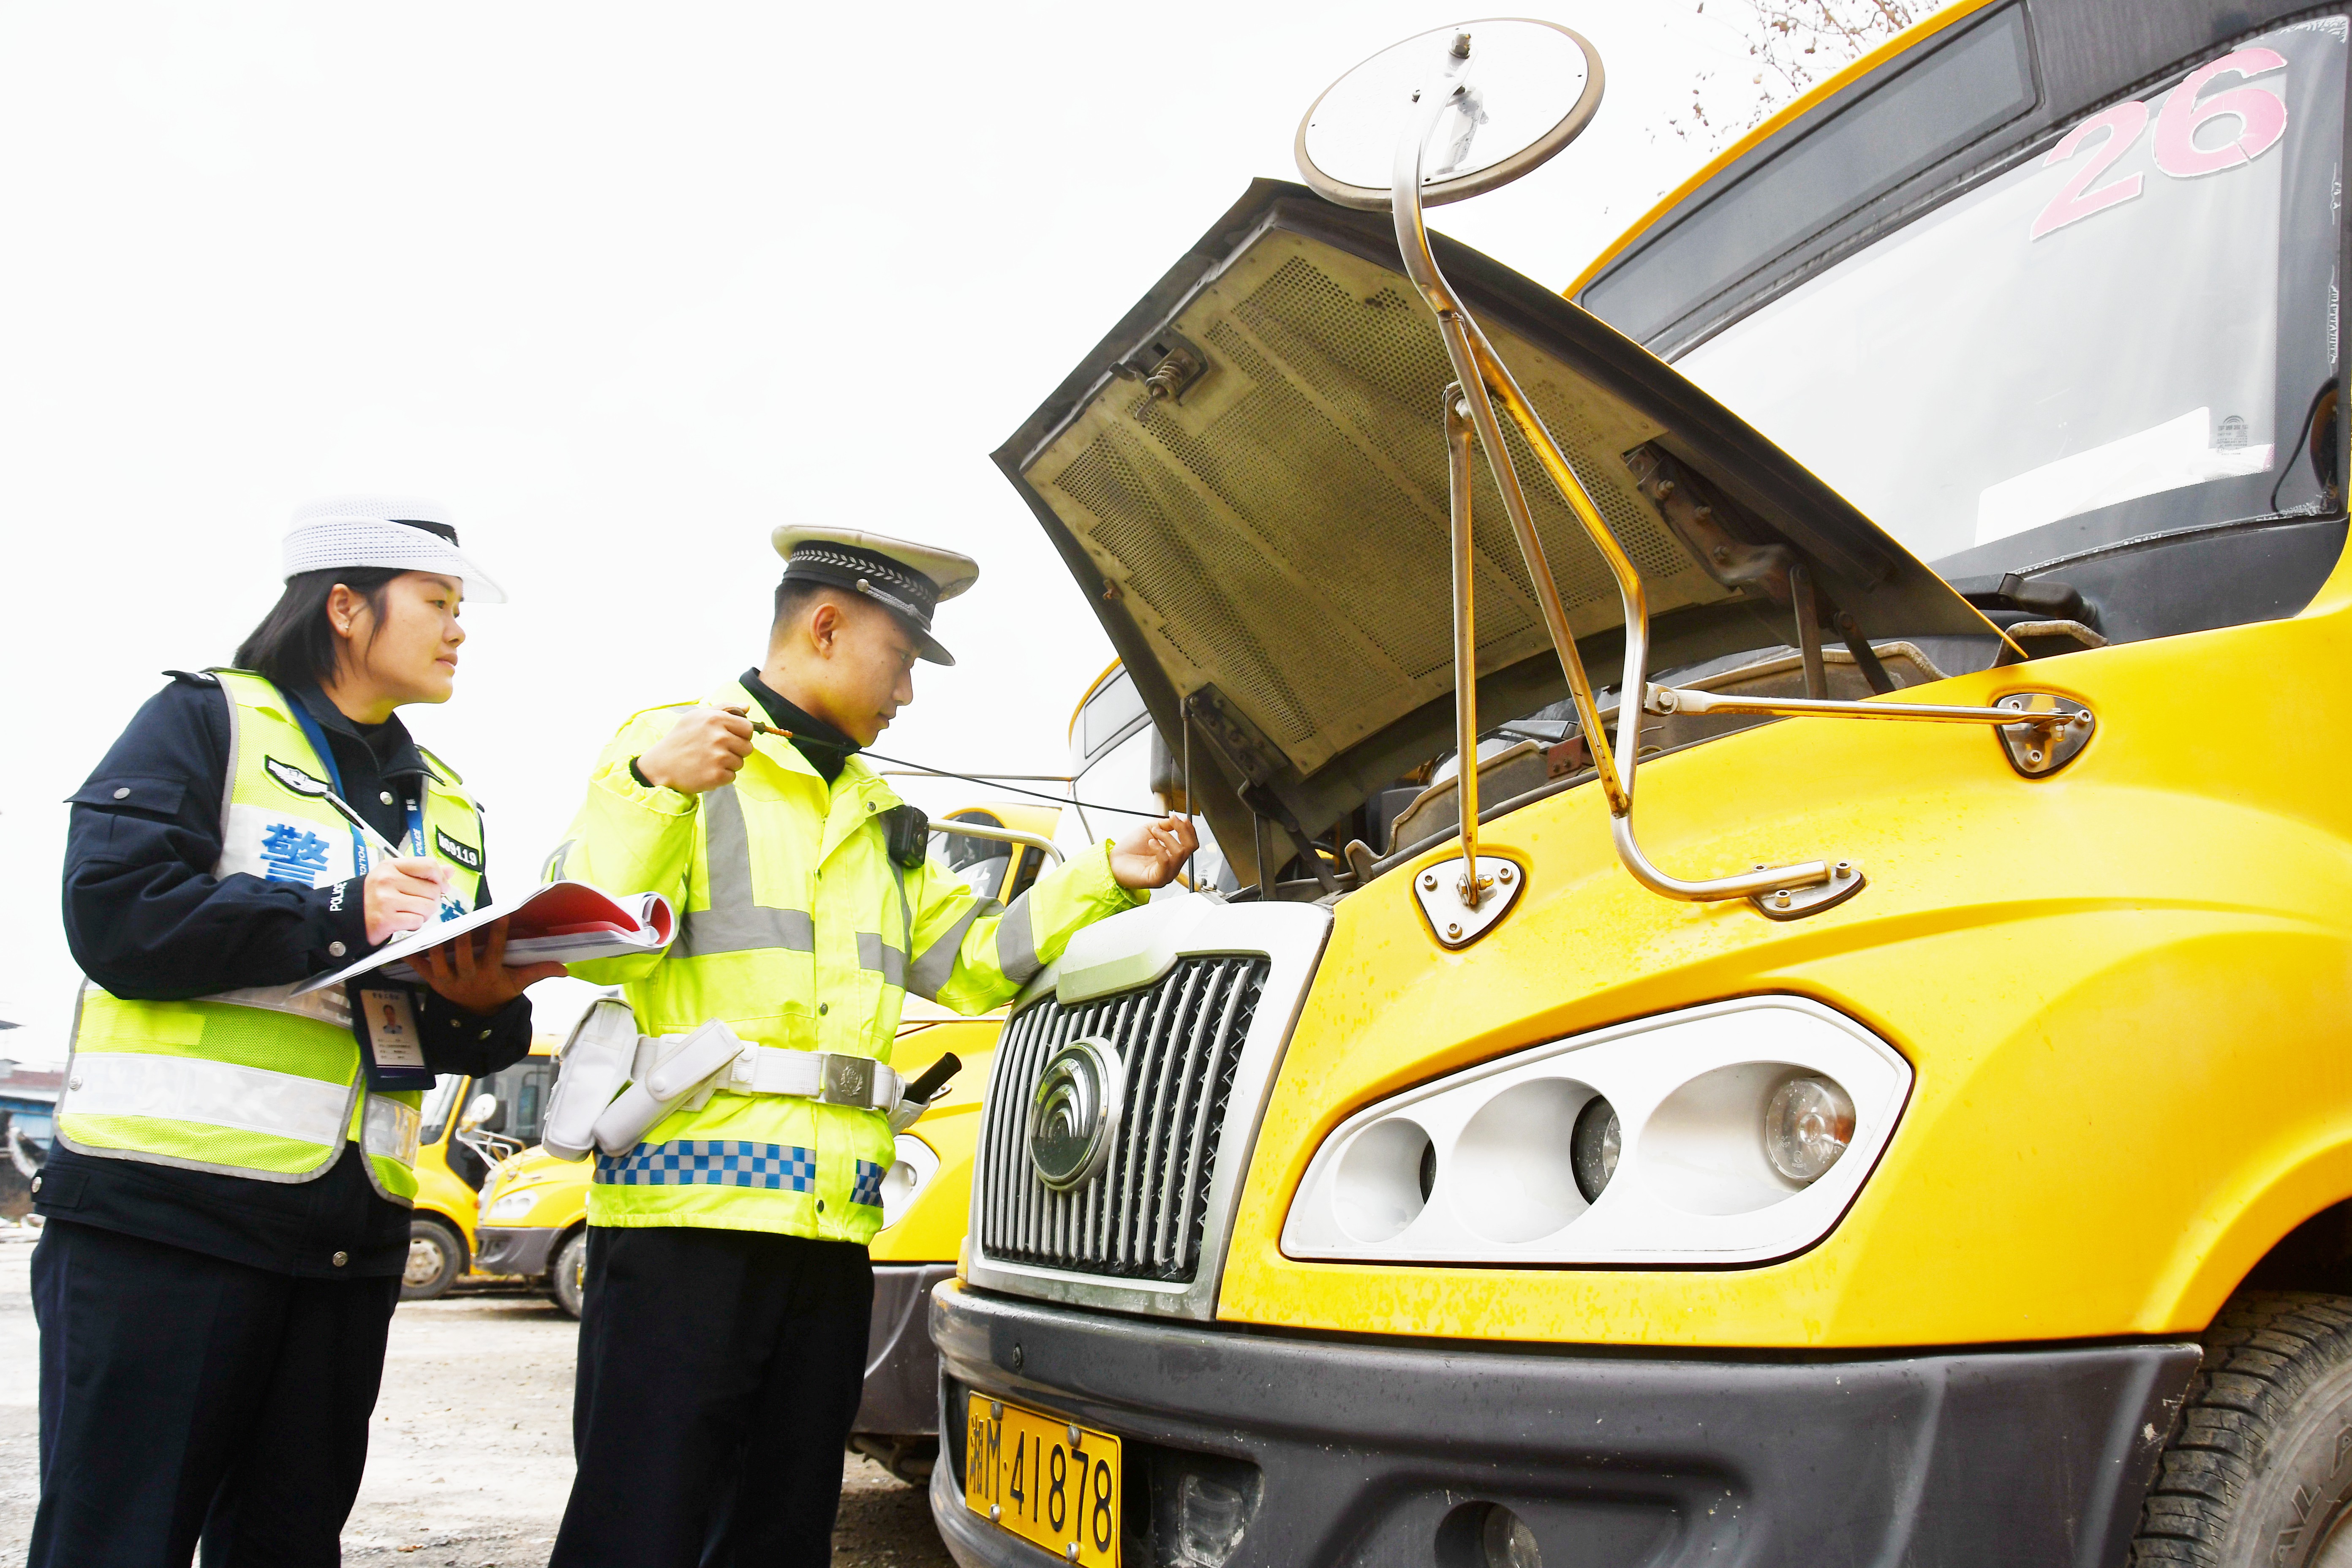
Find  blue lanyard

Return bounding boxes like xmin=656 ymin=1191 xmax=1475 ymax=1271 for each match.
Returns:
xmin=280 ymin=685 xmax=426 ymax=877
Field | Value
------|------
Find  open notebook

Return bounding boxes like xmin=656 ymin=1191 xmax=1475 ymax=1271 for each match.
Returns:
xmin=292 ymin=880 xmax=676 ymax=996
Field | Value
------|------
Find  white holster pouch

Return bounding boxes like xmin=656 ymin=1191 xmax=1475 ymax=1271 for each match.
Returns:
xmin=590 ymin=1020 xmax=748 ymax=1157
xmin=542 ymin=997 xmax=640 ymax=1162
xmin=545 ymin=996 xmax=919 ymax=1161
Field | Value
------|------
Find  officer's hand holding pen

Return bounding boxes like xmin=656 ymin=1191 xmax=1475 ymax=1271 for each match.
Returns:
xmin=362 ymin=858 xmax=564 ymax=1011
xmin=363 ymin=856 xmax=456 ymax=945
xmin=635 ymin=706 xmax=756 ymax=795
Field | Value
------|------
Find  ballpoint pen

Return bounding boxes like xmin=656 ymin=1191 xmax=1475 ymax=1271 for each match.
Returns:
xmin=721 ymin=703 xmax=792 ymax=739
xmin=283 ymin=775 xmax=454 ymax=916
xmin=314 ymin=787 xmax=407 ymax=866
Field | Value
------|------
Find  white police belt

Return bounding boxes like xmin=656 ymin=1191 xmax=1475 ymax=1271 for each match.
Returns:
xmin=540 ymin=1001 xmax=912 ymax=1162
xmin=716 ymin=1045 xmax=903 ymax=1110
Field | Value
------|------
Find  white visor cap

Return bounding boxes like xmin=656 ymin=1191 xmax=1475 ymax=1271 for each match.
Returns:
xmin=281 ymin=495 xmax=508 ymax=604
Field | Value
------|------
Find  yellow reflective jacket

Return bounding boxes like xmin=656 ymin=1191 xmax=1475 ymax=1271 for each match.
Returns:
xmin=61 ymin=669 xmax=484 ymax=1204
xmin=550 ymin=679 xmax=1144 ymax=1243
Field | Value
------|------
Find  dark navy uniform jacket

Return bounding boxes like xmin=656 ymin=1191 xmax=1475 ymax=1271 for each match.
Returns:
xmin=37 ymin=671 xmax=534 ymax=1278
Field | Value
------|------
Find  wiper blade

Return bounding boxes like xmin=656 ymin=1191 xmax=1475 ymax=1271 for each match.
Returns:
xmin=1948 ymin=572 xmax=2091 ymax=626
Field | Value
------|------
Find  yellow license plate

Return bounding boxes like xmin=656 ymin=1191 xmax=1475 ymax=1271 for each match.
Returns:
xmin=963 ymin=1391 xmax=1122 ymax=1566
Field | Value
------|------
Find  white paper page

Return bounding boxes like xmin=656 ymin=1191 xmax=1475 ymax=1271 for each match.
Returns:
xmin=292 ymin=883 xmax=670 ymax=996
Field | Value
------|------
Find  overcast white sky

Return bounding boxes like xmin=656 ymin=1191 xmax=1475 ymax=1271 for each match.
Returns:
xmin=0 ymin=3 xmax=1763 ymax=1057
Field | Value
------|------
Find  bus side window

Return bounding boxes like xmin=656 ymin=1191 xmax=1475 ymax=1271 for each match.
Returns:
xmin=1003 ymin=847 xmax=1042 ymax=905
xmin=511 ymin=1061 xmax=552 ymax=1146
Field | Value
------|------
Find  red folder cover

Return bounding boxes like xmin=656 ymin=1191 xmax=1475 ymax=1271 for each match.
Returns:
xmin=293 ymin=880 xmax=677 ymax=996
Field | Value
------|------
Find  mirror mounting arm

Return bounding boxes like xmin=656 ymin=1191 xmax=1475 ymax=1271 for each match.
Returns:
xmin=1313 ymin=23 xmax=2064 ymax=920
xmin=1443 ymin=382 xmax=1489 ymax=910
xmin=1392 ymin=72 xmax=1823 ymax=909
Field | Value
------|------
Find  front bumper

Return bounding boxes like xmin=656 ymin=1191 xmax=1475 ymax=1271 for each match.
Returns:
xmin=930 ymin=1282 xmax=2199 ymax=1568
xmin=472 ymin=1225 xmax=559 ymax=1277
xmin=856 ymin=1262 xmax=956 ymax=1437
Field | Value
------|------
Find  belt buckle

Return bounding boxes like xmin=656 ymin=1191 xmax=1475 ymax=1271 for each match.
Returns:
xmin=817 ymin=1054 xmax=876 ymax=1108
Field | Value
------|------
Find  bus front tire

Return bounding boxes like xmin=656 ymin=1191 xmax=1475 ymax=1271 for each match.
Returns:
xmin=2133 ymin=1291 xmax=2352 ymax=1565
xmin=402 ymin=1217 xmax=466 ymax=1301
xmin=550 ymin=1229 xmax=588 ymax=1319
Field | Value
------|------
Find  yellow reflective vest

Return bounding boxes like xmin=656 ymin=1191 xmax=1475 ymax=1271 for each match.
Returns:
xmin=551 ymin=679 xmax=1145 ymax=1243
xmin=59 ymin=670 xmax=486 ymax=1204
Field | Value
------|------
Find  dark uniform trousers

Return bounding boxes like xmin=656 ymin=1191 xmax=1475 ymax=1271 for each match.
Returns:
xmin=552 ymin=1225 xmax=874 ymax=1568
xmin=27 ymin=1218 xmax=400 ymax=1568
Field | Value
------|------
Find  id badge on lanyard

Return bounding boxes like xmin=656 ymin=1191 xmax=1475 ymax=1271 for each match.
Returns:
xmin=285 ymin=691 xmax=440 ymax=1092
xmin=352 ymin=983 xmax=437 ymax=1091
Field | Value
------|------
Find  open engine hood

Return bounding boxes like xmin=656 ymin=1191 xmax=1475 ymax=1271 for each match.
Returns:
xmin=994 ymin=180 xmax=2009 ymax=882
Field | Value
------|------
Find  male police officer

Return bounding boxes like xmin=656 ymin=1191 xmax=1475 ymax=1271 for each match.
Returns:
xmin=546 ymin=525 xmax=1195 ymax=1566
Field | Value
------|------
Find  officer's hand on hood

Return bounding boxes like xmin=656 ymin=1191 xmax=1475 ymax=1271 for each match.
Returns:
xmin=1110 ymin=814 xmax=1200 ymax=890
xmin=636 ymin=707 xmax=755 ymax=795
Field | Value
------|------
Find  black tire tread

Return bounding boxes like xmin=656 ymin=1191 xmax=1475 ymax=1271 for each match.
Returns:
xmin=2131 ymin=1290 xmax=2352 ymax=1567
xmin=402 ymin=1216 xmax=466 ymax=1302
xmin=550 ymin=1229 xmax=588 ymax=1320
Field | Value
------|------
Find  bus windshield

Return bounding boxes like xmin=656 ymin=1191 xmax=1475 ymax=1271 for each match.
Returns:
xmin=1678 ymin=20 xmax=2346 ymax=595
xmin=419 ymin=1073 xmax=463 ymax=1146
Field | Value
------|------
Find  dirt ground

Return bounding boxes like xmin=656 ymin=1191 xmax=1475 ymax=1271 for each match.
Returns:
xmin=0 ymin=1223 xmax=952 ymax=1567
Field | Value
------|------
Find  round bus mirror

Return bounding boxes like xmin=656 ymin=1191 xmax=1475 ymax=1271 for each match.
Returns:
xmin=461 ymin=1092 xmax=498 ymax=1131
xmin=1294 ymin=19 xmax=1604 ymax=212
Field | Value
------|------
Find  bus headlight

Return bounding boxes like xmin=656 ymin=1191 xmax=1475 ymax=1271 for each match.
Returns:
xmin=1281 ymin=996 xmax=1910 ymax=1267
xmin=1764 ymin=1076 xmax=1855 ymax=1183
xmin=485 ymin=1189 xmax=539 ymax=1222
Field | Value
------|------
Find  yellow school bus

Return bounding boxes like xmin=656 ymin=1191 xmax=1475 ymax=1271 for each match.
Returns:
xmin=402 ymin=1039 xmax=556 ymax=1300
xmin=931 ymin=3 xmax=2352 ymax=1564
xmin=1055 ymin=660 xmax=1238 ymax=894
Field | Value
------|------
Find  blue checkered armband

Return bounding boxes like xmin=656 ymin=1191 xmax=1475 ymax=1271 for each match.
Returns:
xmin=595 ymin=1140 xmax=818 ymax=1191
xmin=850 ymin=1159 xmax=888 ymax=1209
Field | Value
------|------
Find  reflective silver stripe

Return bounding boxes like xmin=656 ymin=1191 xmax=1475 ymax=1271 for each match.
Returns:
xmin=889 ymin=863 xmax=915 ymax=953
xmin=201 ymin=982 xmax=351 ymax=1031
xmin=683 ymin=905 xmax=814 ymax=956
xmin=996 ymin=893 xmax=1041 ymax=985
xmin=681 ymin=784 xmax=816 ymax=957
xmin=63 ymin=1054 xmax=348 ymax=1148
xmin=362 ymin=1094 xmax=422 ymax=1166
xmin=856 ymin=933 xmax=906 ymax=990
xmin=908 ymin=898 xmax=999 ymax=1001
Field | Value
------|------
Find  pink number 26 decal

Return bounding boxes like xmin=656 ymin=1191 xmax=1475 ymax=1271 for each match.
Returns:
xmin=2029 ymin=99 xmax=2149 ymax=239
xmin=2031 ymin=47 xmax=2289 ymax=240
xmin=2153 ymin=46 xmax=2289 ymax=175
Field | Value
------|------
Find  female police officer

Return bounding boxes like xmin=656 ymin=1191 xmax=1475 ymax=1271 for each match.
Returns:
xmin=29 ymin=497 xmax=564 ymax=1568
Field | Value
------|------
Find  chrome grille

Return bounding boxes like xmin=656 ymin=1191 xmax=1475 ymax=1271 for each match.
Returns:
xmin=977 ymin=955 xmax=1269 ymax=1284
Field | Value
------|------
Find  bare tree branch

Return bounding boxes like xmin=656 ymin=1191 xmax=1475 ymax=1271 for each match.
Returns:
xmin=1674 ymin=0 xmax=1916 ymax=150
